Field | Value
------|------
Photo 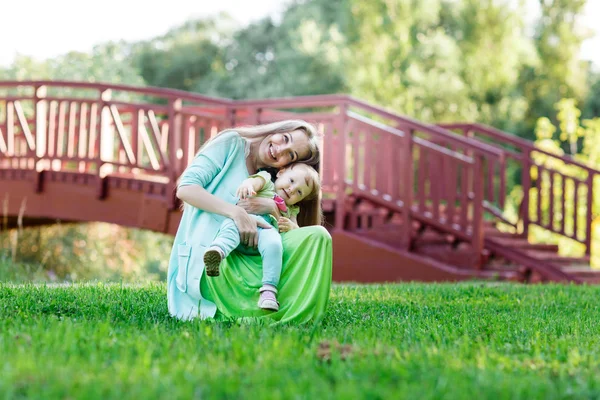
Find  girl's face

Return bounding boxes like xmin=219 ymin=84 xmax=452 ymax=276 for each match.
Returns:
xmin=274 ymin=166 xmax=314 ymax=205
xmin=258 ymin=130 xmax=311 ymax=169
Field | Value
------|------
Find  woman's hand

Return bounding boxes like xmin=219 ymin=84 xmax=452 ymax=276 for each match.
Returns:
xmin=237 ymin=197 xmax=281 ymax=218
xmin=278 ymin=217 xmax=298 ymax=233
xmin=232 ymin=207 xmax=272 ymax=248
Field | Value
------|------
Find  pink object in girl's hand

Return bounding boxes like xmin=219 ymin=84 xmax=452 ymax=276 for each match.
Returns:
xmin=274 ymin=194 xmax=288 ymax=212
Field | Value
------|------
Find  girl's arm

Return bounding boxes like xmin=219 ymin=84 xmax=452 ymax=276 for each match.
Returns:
xmin=177 ymin=185 xmax=272 ymax=248
xmin=237 ymin=197 xmax=281 ymax=219
xmin=236 ymin=176 xmax=267 ymax=200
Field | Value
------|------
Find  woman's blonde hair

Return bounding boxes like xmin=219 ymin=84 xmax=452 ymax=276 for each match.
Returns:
xmin=287 ymin=163 xmax=323 ymax=227
xmin=197 ymin=119 xmax=321 ymax=168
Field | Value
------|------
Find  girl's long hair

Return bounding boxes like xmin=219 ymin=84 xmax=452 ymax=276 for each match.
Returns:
xmin=196 ymin=119 xmax=321 ymax=168
xmin=291 ymin=164 xmax=323 ymax=227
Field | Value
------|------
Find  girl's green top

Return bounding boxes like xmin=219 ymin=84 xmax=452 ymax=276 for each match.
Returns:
xmin=167 ymin=131 xmax=332 ymax=323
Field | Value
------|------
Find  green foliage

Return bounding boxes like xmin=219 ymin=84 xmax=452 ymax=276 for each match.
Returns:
xmin=556 ymin=98 xmax=585 ymax=154
xmin=0 ymin=223 xmax=173 ymax=283
xmin=194 ymin=2 xmax=349 ymax=99
xmin=506 ymin=98 xmax=600 ymax=267
xmin=519 ymin=0 xmax=591 ymax=137
xmin=0 ymin=256 xmax=48 ymax=283
xmin=0 ymin=43 xmax=145 ymax=86
xmin=347 ymin=0 xmax=474 ymax=122
xmin=129 ymin=18 xmax=230 ymax=92
xmin=345 ymin=0 xmax=535 ymax=125
xmin=2 ymin=282 xmax=600 ymax=398
xmin=584 ymin=72 xmax=600 ymax=118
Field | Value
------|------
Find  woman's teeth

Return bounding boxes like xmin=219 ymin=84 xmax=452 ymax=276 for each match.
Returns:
xmin=269 ymin=146 xmax=276 ymax=160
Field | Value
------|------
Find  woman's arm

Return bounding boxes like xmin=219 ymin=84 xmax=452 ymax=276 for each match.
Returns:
xmin=177 ymin=185 xmax=239 ymax=218
xmin=177 ymin=185 xmax=271 ymax=248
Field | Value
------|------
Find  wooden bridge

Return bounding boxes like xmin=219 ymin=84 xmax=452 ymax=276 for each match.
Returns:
xmin=1 ymin=81 xmax=599 ymax=283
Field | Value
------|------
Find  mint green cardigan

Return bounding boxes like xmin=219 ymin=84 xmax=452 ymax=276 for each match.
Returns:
xmin=168 ymin=131 xmax=250 ymax=320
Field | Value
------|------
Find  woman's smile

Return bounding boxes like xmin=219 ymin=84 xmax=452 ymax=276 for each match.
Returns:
xmin=269 ymin=144 xmax=277 ymax=161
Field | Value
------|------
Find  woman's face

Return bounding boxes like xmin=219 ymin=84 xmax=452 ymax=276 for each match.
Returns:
xmin=258 ymin=129 xmax=311 ymax=169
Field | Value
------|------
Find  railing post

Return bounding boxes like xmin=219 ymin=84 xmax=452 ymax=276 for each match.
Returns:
xmin=471 ymin=153 xmax=485 ymax=269
xmin=131 ymin=108 xmax=140 ymax=166
xmin=248 ymin=107 xmax=261 ymax=125
xmin=334 ymin=103 xmax=348 ymax=230
xmin=32 ymin=85 xmax=47 ymax=192
xmin=464 ymin=126 xmax=474 ymax=154
xmin=168 ymin=98 xmax=183 ymax=177
xmin=401 ymin=129 xmax=414 ymax=250
xmin=498 ymin=153 xmax=507 ymax=210
xmin=225 ymin=106 xmax=236 ymax=128
xmin=6 ymin=101 xmax=14 ymax=159
xmin=96 ymin=88 xmax=112 ymax=198
xmin=521 ymin=149 xmax=532 ymax=238
xmin=585 ymin=172 xmax=594 ymax=256
xmin=167 ymin=98 xmax=182 ymax=209
xmin=34 ymin=85 xmax=47 ymax=164
xmin=98 ymin=88 xmax=113 ymax=178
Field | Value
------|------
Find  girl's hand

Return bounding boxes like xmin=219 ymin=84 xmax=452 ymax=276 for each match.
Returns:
xmin=232 ymin=207 xmax=272 ymax=248
xmin=278 ymin=217 xmax=298 ymax=233
xmin=236 ymin=180 xmax=256 ymax=200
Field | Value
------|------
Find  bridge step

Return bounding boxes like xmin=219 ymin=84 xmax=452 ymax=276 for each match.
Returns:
xmin=523 ymin=250 xmax=590 ymax=265
xmin=488 ymin=237 xmax=560 ymax=252
xmin=483 ymin=228 xmax=525 ymax=239
xmin=560 ymin=267 xmax=600 ymax=283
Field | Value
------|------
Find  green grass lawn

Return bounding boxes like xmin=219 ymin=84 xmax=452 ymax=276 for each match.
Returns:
xmin=1 ymin=282 xmax=599 ymax=399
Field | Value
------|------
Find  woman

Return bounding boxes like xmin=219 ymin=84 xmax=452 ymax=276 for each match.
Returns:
xmin=168 ymin=120 xmax=332 ymax=323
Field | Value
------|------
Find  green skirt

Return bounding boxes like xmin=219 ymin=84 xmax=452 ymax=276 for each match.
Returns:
xmin=200 ymin=225 xmax=332 ymax=324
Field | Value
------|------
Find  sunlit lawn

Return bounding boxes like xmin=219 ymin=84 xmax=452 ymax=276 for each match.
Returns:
xmin=1 ymin=282 xmax=599 ymax=399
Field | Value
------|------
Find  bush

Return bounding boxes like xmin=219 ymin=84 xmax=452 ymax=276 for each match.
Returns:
xmin=0 ymin=223 xmax=173 ymax=282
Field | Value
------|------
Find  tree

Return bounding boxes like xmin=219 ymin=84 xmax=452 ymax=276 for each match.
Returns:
xmin=194 ymin=2 xmax=349 ymax=99
xmin=345 ymin=0 xmax=472 ymax=122
xmin=519 ymin=0 xmax=591 ymax=138
xmin=129 ymin=18 xmax=231 ymax=92
xmin=441 ymin=0 xmax=534 ymax=131
xmin=344 ymin=0 xmax=534 ymax=127
xmin=0 ymin=42 xmax=144 ymax=86
xmin=583 ymin=72 xmax=600 ymax=118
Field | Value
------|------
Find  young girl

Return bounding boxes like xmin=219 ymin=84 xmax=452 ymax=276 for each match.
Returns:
xmin=203 ymin=163 xmax=322 ymax=311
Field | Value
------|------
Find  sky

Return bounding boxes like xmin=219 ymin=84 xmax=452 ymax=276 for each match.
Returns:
xmin=0 ymin=0 xmax=598 ymax=67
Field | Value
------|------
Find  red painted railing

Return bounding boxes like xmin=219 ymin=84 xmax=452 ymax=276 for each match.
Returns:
xmin=440 ymin=123 xmax=600 ymax=256
xmin=3 ymin=80 xmax=594 ymax=266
